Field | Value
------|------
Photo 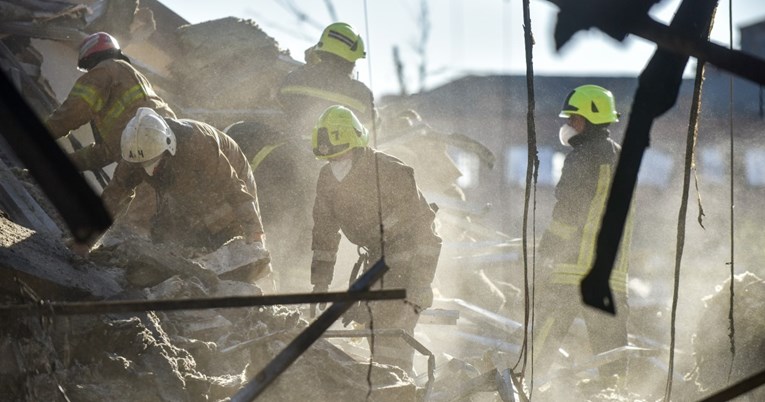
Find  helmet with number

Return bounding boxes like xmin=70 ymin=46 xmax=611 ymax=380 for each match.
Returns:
xmin=77 ymin=32 xmax=121 ymax=71
xmin=121 ymin=108 xmax=176 ymax=175
xmin=314 ymin=22 xmax=365 ymax=63
xmin=559 ymin=84 xmax=620 ymax=125
xmin=312 ymin=105 xmax=368 ymax=159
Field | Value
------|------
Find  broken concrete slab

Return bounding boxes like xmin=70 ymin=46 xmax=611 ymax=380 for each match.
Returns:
xmin=89 ymin=237 xmax=219 ymax=289
xmin=691 ymin=271 xmax=765 ymax=400
xmin=0 ymin=215 xmax=123 ymax=299
xmin=168 ymin=17 xmax=292 ymax=115
xmin=193 ymin=236 xmax=271 ymax=282
xmin=0 ymin=157 xmax=61 ymax=236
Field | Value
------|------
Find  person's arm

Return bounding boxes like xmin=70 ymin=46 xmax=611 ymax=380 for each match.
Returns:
xmin=100 ymin=161 xmax=142 ymax=219
xmin=192 ymin=130 xmax=265 ymax=242
xmin=45 ymin=67 xmax=111 ymax=139
xmin=377 ymin=153 xmax=434 ymax=237
xmin=310 ymin=169 xmax=342 ymax=289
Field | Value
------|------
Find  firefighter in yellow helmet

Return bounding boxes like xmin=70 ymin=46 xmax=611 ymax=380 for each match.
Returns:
xmin=535 ymin=85 xmax=633 ymax=392
xmin=225 ymin=22 xmax=375 ymax=291
xmin=45 ymin=32 xmax=175 ymax=172
xmin=310 ymin=106 xmax=441 ymax=374
xmin=278 ymin=22 xmax=375 ymax=136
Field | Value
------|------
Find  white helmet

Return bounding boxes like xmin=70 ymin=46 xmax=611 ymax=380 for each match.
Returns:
xmin=121 ymin=107 xmax=176 ymax=175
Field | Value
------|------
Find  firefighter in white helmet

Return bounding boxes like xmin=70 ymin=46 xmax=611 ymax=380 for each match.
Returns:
xmin=535 ymin=85 xmax=633 ymax=391
xmin=101 ymin=108 xmax=269 ymax=282
xmin=45 ymin=32 xmax=175 ymax=172
xmin=309 ymin=105 xmax=441 ymax=374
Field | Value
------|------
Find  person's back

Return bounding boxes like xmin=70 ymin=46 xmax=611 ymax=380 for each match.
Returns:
xmin=103 ymin=109 xmax=264 ymax=251
xmin=224 ymin=121 xmax=317 ymax=290
xmin=46 ymin=32 xmax=175 ymax=172
xmin=278 ymin=22 xmax=374 ymax=136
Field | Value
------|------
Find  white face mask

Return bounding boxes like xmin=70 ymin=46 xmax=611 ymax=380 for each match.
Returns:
xmin=141 ymin=155 xmax=163 ymax=176
xmin=329 ymin=158 xmax=353 ymax=181
xmin=558 ymin=123 xmax=579 ymax=147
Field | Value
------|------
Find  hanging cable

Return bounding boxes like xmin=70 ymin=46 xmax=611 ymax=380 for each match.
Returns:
xmin=726 ymin=0 xmax=737 ymax=382
xmin=362 ymin=1 xmax=383 ymax=398
xmin=665 ymin=55 xmax=711 ymax=401
xmin=513 ymin=0 xmax=539 ymax=398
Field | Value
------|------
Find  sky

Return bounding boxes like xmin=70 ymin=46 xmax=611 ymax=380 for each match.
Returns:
xmin=160 ymin=0 xmax=765 ymax=97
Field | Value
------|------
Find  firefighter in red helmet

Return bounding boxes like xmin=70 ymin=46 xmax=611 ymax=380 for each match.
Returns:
xmin=45 ymin=32 xmax=175 ymax=172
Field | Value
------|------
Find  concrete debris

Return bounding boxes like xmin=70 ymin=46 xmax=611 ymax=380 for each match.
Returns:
xmin=0 ymin=215 xmax=123 ymax=299
xmin=89 ymin=237 xmax=219 ymax=288
xmin=689 ymin=271 xmax=765 ymax=400
xmin=169 ymin=17 xmax=290 ymax=114
xmin=0 ymin=158 xmax=61 ymax=237
xmin=0 ymin=212 xmax=416 ymax=400
xmin=193 ymin=236 xmax=271 ymax=282
xmin=0 ymin=1 xmax=695 ymax=400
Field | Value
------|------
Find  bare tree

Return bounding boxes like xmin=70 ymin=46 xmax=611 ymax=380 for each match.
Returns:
xmin=392 ymin=45 xmax=408 ymax=96
xmin=415 ymin=0 xmax=430 ymax=92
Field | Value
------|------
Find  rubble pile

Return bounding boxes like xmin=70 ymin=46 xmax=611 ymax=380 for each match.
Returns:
xmin=0 ymin=213 xmax=417 ymax=401
xmin=690 ymin=271 xmax=765 ymax=399
xmin=169 ymin=17 xmax=291 ymax=119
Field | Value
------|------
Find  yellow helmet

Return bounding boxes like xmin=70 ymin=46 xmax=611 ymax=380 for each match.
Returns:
xmin=312 ymin=105 xmax=369 ymax=159
xmin=559 ymin=85 xmax=620 ymax=125
xmin=314 ymin=22 xmax=365 ymax=63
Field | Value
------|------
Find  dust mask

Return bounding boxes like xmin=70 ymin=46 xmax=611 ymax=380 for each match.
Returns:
xmin=141 ymin=155 xmax=163 ymax=176
xmin=558 ymin=124 xmax=579 ymax=146
xmin=329 ymin=158 xmax=352 ymax=181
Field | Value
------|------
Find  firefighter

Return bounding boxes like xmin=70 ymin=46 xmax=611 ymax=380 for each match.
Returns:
xmin=100 ymin=108 xmax=269 ymax=282
xmin=309 ymin=106 xmax=441 ymax=374
xmin=535 ymin=85 xmax=633 ymax=389
xmin=45 ymin=32 xmax=175 ymax=172
xmin=224 ymin=120 xmax=317 ymax=291
xmin=224 ymin=22 xmax=376 ymax=291
xmin=278 ymin=22 xmax=376 ymax=136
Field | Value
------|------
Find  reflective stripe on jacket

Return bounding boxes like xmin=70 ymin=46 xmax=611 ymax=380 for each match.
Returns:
xmin=539 ymin=127 xmax=633 ymax=293
xmin=46 ymin=59 xmax=175 ymax=164
xmin=277 ymin=61 xmax=374 ymax=135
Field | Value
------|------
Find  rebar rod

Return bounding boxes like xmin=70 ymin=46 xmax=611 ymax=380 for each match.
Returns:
xmin=0 ymin=290 xmax=405 ymax=317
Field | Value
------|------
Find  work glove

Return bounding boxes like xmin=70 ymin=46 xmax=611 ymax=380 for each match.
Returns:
xmin=341 ymin=302 xmax=366 ymax=327
xmin=310 ymin=283 xmax=329 ymax=318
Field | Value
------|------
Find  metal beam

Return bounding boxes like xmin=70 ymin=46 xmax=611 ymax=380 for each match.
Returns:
xmin=549 ymin=0 xmax=765 ymax=87
xmin=230 ymin=258 xmax=399 ymax=402
xmin=0 ymin=62 xmax=110 ymax=244
xmin=323 ymin=328 xmax=436 ymax=400
xmin=0 ymin=289 xmax=406 ymax=317
xmin=579 ymin=0 xmax=719 ymax=314
xmin=698 ymin=369 xmax=765 ymax=402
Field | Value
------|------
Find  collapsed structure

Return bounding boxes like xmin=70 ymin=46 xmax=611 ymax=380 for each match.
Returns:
xmin=0 ymin=1 xmax=764 ymax=401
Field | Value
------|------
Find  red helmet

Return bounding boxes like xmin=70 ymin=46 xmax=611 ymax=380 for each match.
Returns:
xmin=78 ymin=32 xmax=120 ymax=70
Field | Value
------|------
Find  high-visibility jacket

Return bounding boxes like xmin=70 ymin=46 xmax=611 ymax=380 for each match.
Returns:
xmin=277 ymin=59 xmax=374 ymax=136
xmin=539 ymin=126 xmax=633 ymax=293
xmin=102 ymin=118 xmax=263 ymax=249
xmin=46 ymin=58 xmax=175 ymax=170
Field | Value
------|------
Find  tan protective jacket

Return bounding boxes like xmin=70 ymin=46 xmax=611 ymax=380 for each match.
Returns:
xmin=102 ymin=118 xmax=263 ymax=249
xmin=278 ymin=60 xmax=375 ymax=136
xmin=46 ymin=58 xmax=175 ymax=170
xmin=311 ymin=148 xmax=440 ymax=293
